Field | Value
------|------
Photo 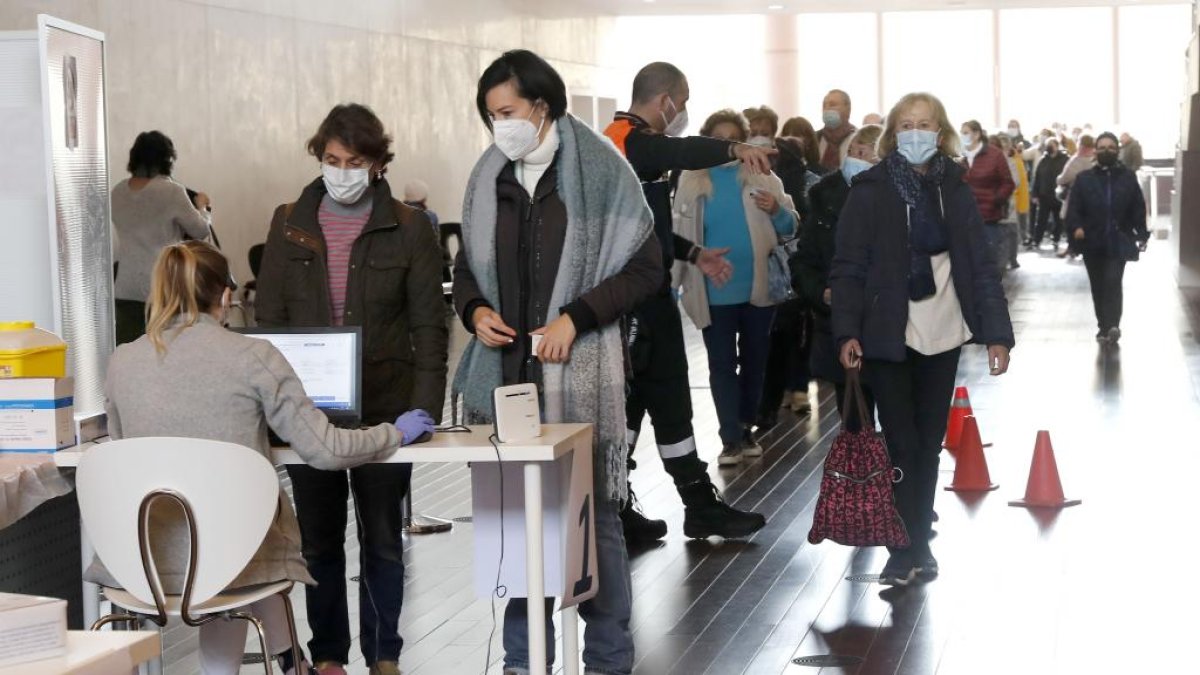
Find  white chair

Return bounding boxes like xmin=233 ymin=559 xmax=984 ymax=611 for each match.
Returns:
xmin=76 ymin=437 xmax=302 ymax=674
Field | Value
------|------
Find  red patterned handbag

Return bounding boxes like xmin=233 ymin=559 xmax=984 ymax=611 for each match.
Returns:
xmin=807 ymin=369 xmax=909 ymax=547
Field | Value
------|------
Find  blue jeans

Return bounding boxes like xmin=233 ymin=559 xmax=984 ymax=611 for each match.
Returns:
xmin=503 ymin=496 xmax=632 ymax=675
xmin=286 ymin=463 xmax=411 ymax=666
xmin=702 ymin=303 xmax=777 ymax=445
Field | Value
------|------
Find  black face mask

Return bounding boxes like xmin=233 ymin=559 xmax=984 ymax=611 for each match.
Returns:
xmin=1097 ymin=151 xmax=1118 ymax=167
xmin=1046 ymin=147 xmax=1057 ymax=156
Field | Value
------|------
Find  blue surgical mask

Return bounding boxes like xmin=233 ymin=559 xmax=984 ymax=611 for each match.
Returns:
xmin=897 ymin=129 xmax=940 ymax=165
xmin=841 ymin=156 xmax=873 ymax=184
xmin=822 ymin=110 xmax=843 ymax=129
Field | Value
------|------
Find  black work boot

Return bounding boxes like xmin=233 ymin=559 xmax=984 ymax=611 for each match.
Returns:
xmin=620 ymin=486 xmax=667 ymax=544
xmin=678 ymin=479 xmax=766 ymax=539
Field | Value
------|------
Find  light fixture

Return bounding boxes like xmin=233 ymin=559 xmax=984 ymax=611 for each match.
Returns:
xmin=768 ymin=3 xmax=784 ymax=9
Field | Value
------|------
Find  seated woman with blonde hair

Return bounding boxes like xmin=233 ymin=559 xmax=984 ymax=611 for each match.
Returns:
xmin=94 ymin=240 xmax=434 ymax=675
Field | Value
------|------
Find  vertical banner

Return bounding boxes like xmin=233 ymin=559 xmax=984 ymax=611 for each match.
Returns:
xmin=39 ymin=17 xmax=113 ymax=418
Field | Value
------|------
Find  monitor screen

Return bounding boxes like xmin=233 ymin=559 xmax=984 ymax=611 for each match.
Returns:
xmin=234 ymin=327 xmax=361 ymax=417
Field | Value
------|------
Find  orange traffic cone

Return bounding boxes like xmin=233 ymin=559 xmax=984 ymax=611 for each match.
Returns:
xmin=1009 ymin=431 xmax=1081 ymax=508
xmin=944 ymin=416 xmax=998 ymax=492
xmin=943 ymin=387 xmax=991 ymax=453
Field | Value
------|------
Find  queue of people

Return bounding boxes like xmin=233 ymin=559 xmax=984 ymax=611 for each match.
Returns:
xmin=99 ymin=46 xmax=1158 ymax=674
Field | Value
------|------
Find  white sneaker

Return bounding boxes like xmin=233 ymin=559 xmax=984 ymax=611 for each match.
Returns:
xmin=740 ymin=428 xmax=764 ymax=457
xmin=790 ymin=391 xmax=811 ymax=414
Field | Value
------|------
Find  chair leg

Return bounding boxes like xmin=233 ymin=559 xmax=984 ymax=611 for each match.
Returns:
xmin=278 ymin=589 xmax=303 ymax=674
xmin=228 ymin=612 xmax=274 ymax=675
xmin=91 ymin=613 xmax=141 ymax=631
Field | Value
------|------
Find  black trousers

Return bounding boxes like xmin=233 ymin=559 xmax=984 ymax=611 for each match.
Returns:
xmin=286 ymin=463 xmax=412 ymax=665
xmin=115 ymin=299 xmax=146 ymax=346
xmin=757 ymin=298 xmax=812 ymax=419
xmin=865 ymin=347 xmax=960 ymax=552
xmin=1033 ymin=196 xmax=1063 ymax=244
xmin=1083 ymin=254 xmax=1127 ymax=333
xmin=626 ymin=291 xmax=695 ymax=453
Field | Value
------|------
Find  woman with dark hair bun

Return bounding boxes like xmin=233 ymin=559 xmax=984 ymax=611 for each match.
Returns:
xmin=255 ymin=103 xmax=449 ymax=675
xmin=111 ymin=130 xmax=212 ymax=345
xmin=453 ymin=49 xmax=661 ymax=675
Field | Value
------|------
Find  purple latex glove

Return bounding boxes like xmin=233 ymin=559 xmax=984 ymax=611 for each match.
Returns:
xmin=395 ymin=409 xmax=435 ymax=446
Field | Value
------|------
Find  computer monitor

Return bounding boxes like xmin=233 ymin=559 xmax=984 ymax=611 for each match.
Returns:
xmin=234 ymin=327 xmax=362 ymax=427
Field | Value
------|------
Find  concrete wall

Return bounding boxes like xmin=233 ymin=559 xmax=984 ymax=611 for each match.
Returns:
xmin=0 ymin=0 xmax=617 ymax=285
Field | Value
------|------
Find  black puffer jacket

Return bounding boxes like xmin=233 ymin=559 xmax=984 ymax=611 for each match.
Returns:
xmin=1033 ymin=151 xmax=1068 ymax=199
xmin=795 ymin=170 xmax=850 ymax=381
xmin=1066 ymin=163 xmax=1148 ymax=261
xmin=830 ymin=159 xmax=1015 ymax=362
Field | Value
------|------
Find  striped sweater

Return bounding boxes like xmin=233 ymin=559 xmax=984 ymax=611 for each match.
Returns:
xmin=318 ymin=193 xmax=372 ymax=325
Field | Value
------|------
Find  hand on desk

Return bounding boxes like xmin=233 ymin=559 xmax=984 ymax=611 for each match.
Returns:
xmin=396 ymin=409 xmax=435 ymax=446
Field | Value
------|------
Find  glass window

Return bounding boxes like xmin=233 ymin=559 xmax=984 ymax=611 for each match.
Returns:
xmin=882 ymin=10 xmax=994 ymax=131
xmin=998 ymin=7 xmax=1114 ymax=143
xmin=796 ymin=13 xmax=879 ymax=126
xmin=605 ymin=15 xmax=769 ymax=137
xmin=1118 ymin=4 xmax=1193 ymax=159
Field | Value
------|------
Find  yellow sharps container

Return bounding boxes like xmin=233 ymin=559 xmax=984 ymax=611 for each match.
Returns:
xmin=0 ymin=322 xmax=68 ymax=378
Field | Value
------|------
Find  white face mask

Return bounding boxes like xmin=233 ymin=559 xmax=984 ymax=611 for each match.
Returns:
xmin=321 ymin=164 xmax=371 ymax=205
xmin=662 ymin=97 xmax=688 ymax=137
xmin=897 ymin=129 xmax=940 ymax=165
xmin=492 ymin=105 xmax=546 ymax=161
xmin=747 ymin=135 xmax=774 ymax=149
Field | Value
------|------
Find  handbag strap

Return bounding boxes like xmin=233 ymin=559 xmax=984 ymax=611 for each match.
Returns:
xmin=841 ymin=367 xmax=872 ymax=431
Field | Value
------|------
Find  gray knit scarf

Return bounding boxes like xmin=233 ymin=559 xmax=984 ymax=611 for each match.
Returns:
xmin=452 ymin=114 xmax=654 ymax=501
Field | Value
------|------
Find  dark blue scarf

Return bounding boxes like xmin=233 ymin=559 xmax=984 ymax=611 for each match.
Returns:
xmin=885 ymin=152 xmax=950 ymax=301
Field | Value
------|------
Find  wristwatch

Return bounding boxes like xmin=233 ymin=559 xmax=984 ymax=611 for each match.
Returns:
xmin=688 ymin=245 xmax=702 ymax=264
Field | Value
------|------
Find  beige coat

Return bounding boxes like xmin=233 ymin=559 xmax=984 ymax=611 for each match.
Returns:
xmin=89 ymin=315 xmax=402 ymax=593
xmin=672 ymin=165 xmax=797 ymax=330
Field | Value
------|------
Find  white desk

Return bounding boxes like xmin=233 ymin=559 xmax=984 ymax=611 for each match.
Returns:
xmin=0 ymin=630 xmax=160 ymax=675
xmin=55 ymin=424 xmax=595 ymax=675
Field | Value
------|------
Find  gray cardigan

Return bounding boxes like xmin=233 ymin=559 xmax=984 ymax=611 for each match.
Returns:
xmin=111 ymin=177 xmax=212 ymax=302
xmin=90 ymin=315 xmax=402 ymax=592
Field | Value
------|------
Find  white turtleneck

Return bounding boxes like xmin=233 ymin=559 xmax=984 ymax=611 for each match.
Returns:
xmin=516 ymin=120 xmax=561 ymax=195
xmin=963 ymin=142 xmax=982 ymax=167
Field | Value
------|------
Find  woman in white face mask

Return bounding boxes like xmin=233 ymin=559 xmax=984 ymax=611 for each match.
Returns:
xmin=830 ymin=92 xmax=1014 ymax=588
xmin=254 ymin=103 xmax=449 ymax=675
xmin=452 ymin=49 xmax=662 ymax=675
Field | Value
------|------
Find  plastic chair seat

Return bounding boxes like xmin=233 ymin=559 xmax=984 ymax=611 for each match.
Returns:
xmin=103 ymin=580 xmax=294 ymax=616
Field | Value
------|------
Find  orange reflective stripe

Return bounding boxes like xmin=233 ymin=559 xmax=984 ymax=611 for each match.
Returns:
xmin=604 ymin=119 xmax=634 ymax=157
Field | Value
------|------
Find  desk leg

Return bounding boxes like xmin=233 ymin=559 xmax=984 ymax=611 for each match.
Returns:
xmin=1150 ymin=173 xmax=1159 ymax=220
xmin=562 ymin=605 xmax=580 ymax=675
xmin=523 ymin=462 xmax=547 ymax=674
xmin=80 ymin=519 xmax=101 ymax=627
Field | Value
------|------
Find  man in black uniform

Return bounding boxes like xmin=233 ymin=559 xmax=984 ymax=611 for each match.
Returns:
xmin=604 ymin=62 xmax=771 ymax=541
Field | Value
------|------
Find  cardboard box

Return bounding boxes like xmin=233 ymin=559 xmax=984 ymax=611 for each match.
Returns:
xmin=0 ymin=593 xmax=67 ymax=668
xmin=0 ymin=378 xmax=75 ymax=452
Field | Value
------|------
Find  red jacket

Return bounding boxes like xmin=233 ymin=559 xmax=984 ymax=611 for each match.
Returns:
xmin=963 ymin=144 xmax=1015 ymax=222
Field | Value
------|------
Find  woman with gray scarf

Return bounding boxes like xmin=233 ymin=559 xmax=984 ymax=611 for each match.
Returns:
xmin=451 ymin=50 xmax=661 ymax=675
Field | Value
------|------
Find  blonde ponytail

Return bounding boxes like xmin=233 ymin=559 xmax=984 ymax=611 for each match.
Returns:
xmin=145 ymin=240 xmax=231 ymax=354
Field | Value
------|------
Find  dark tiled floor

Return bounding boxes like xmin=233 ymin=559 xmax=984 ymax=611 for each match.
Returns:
xmin=163 ymin=233 xmax=1200 ymax=674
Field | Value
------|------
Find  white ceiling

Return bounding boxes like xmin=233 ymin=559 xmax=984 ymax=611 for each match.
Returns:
xmin=573 ymin=0 xmax=1192 ymax=14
